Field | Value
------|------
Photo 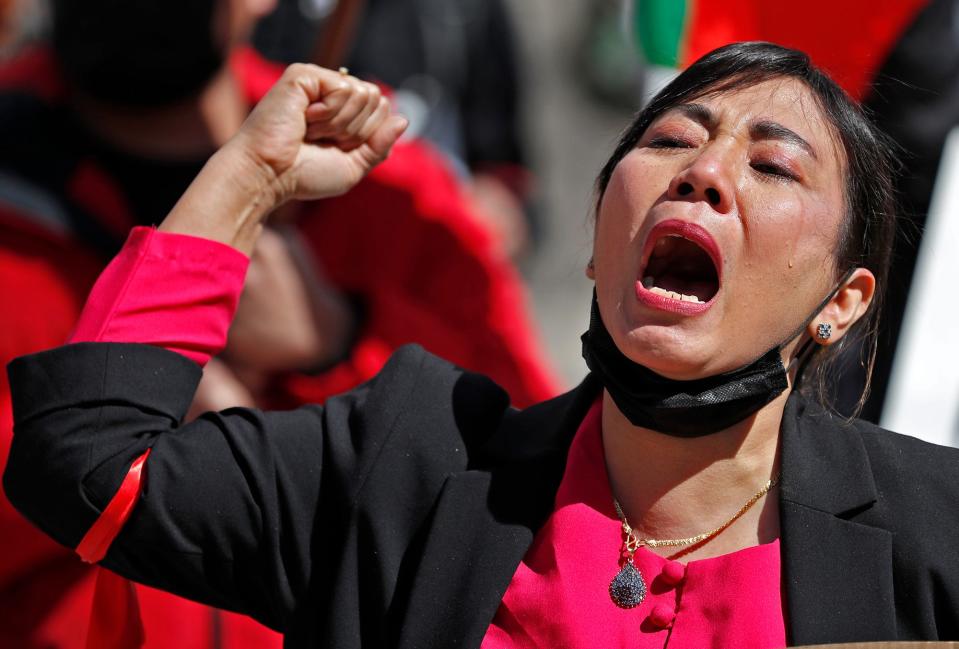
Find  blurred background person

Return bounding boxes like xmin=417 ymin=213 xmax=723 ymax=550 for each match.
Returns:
xmin=0 ymin=0 xmax=558 ymax=646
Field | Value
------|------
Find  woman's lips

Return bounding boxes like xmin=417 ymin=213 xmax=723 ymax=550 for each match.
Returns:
xmin=634 ymin=219 xmax=722 ymax=316
xmin=635 ymin=281 xmax=713 ymax=315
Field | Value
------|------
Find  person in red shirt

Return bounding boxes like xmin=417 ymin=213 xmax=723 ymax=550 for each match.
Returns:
xmin=0 ymin=1 xmax=559 ymax=646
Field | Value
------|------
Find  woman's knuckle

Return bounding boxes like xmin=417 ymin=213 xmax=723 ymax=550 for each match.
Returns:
xmin=284 ymin=62 xmax=306 ymax=78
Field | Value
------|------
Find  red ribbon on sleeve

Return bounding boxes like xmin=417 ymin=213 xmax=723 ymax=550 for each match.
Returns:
xmin=76 ymin=449 xmax=151 ymax=648
xmin=76 ymin=448 xmax=150 ymax=563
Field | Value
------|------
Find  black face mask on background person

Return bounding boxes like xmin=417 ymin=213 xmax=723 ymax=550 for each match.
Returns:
xmin=52 ymin=0 xmax=224 ymax=108
xmin=581 ymin=273 xmax=851 ymax=437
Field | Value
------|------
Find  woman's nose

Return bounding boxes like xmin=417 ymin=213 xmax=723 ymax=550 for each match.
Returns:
xmin=667 ymin=151 xmax=735 ymax=214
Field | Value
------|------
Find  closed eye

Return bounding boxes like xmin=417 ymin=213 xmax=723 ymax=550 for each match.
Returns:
xmin=750 ymin=161 xmax=798 ymax=182
xmin=647 ymin=136 xmax=694 ymax=149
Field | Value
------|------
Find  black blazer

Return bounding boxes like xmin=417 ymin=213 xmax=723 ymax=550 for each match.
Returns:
xmin=5 ymin=342 xmax=959 ymax=647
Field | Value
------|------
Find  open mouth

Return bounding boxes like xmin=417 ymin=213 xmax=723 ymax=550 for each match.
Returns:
xmin=635 ymin=220 xmax=721 ymax=314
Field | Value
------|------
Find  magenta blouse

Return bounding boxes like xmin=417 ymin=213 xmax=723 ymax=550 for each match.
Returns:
xmin=481 ymin=396 xmax=786 ymax=648
xmin=71 ymin=227 xmax=788 ymax=648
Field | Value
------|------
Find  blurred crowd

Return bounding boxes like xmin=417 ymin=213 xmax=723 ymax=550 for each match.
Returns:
xmin=1 ymin=0 xmax=958 ymax=646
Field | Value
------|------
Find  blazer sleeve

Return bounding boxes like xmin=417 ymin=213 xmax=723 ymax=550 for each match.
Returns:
xmin=3 ymin=340 xmax=426 ymax=632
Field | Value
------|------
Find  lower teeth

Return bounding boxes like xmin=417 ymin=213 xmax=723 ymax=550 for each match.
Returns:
xmin=642 ymin=278 xmax=702 ymax=303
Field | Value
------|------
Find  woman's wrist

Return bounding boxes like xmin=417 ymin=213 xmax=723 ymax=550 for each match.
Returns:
xmin=158 ymin=140 xmax=282 ymax=256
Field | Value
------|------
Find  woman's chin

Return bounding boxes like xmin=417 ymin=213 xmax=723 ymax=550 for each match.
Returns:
xmin=617 ymin=327 xmax=719 ymax=380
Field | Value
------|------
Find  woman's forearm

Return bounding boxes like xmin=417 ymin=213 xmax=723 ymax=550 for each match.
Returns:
xmin=158 ymin=142 xmax=277 ymax=257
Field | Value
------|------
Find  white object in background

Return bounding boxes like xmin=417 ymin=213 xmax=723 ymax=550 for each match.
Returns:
xmin=881 ymin=127 xmax=959 ymax=446
xmin=640 ymin=65 xmax=678 ymax=107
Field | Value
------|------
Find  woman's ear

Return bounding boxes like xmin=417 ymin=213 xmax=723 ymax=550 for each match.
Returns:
xmin=806 ymin=268 xmax=876 ymax=345
xmin=586 ymin=257 xmax=595 ymax=280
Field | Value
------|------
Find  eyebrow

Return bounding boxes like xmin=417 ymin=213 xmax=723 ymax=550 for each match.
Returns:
xmin=664 ymin=104 xmax=819 ymax=160
xmin=671 ymin=103 xmax=716 ymax=128
xmin=750 ymin=120 xmax=818 ymax=160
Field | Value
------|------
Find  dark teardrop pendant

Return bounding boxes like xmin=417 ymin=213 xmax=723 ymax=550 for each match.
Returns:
xmin=609 ymin=561 xmax=647 ymax=608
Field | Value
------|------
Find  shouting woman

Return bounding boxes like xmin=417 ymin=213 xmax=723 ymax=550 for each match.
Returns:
xmin=5 ymin=42 xmax=959 ymax=647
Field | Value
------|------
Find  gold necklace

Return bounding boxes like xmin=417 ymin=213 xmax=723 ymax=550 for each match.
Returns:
xmin=608 ymin=473 xmax=780 ymax=609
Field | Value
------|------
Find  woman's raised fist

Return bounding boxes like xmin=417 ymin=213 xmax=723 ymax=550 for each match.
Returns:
xmin=230 ymin=63 xmax=408 ymax=206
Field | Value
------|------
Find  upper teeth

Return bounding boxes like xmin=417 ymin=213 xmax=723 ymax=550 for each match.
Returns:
xmin=642 ymin=276 xmax=702 ymax=303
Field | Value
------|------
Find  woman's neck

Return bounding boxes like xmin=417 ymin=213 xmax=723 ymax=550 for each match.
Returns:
xmin=601 ymin=388 xmax=786 ymax=561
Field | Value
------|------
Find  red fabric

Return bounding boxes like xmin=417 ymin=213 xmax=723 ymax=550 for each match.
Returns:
xmin=229 ymin=46 xmax=287 ymax=107
xmin=70 ymin=227 xmax=249 ymax=366
xmin=482 ymin=398 xmax=786 ymax=648
xmin=681 ymin=0 xmax=927 ymax=101
xmin=0 ymin=45 xmax=64 ymax=100
xmin=75 ymin=446 xmax=152 ymax=648
xmin=86 ymin=570 xmax=145 ymax=649
xmin=0 ymin=209 xmax=105 ymax=649
xmin=0 ymin=44 xmax=557 ymax=649
xmin=290 ymin=139 xmax=559 ymax=409
xmin=76 ymin=450 xmax=152 ymax=564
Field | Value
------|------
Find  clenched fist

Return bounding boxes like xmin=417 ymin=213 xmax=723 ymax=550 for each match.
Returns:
xmin=233 ymin=64 xmax=408 ymax=204
xmin=160 ymin=64 xmax=407 ymax=254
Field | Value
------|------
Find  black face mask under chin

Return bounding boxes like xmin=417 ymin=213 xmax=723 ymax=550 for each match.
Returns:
xmin=580 ymin=279 xmax=845 ymax=437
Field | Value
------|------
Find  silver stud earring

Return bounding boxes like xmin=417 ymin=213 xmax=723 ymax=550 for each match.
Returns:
xmin=816 ymin=323 xmax=832 ymax=340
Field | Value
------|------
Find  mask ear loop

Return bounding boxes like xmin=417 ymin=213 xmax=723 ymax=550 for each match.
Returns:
xmin=785 ymin=267 xmax=856 ymax=386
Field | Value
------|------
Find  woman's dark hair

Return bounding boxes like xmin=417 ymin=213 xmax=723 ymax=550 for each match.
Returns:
xmin=596 ymin=41 xmax=898 ymax=416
